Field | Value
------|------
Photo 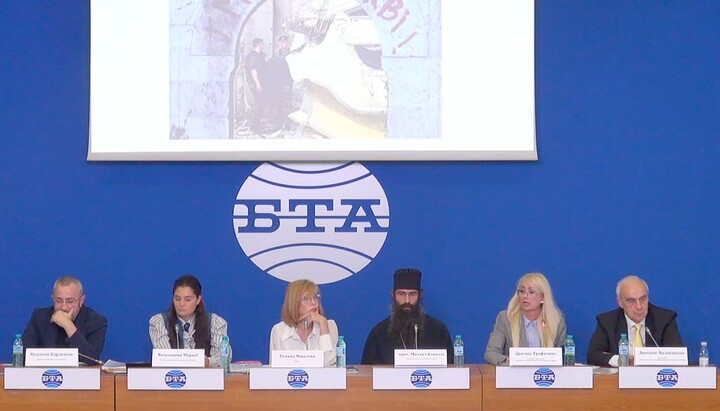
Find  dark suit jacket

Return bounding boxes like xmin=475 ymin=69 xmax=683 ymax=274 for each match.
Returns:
xmin=22 ymin=306 xmax=108 ymax=365
xmin=587 ymin=303 xmax=683 ymax=366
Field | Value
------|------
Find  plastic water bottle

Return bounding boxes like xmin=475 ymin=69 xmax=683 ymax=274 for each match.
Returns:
xmin=336 ymin=336 xmax=346 ymax=368
xmin=563 ymin=334 xmax=576 ymax=366
xmin=699 ymin=341 xmax=709 ymax=367
xmin=12 ymin=334 xmax=23 ymax=367
xmin=618 ymin=333 xmax=630 ymax=366
xmin=219 ymin=335 xmax=230 ymax=374
xmin=453 ymin=335 xmax=464 ymax=366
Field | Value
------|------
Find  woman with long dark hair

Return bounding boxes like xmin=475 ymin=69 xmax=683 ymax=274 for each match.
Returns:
xmin=149 ymin=275 xmax=231 ymax=367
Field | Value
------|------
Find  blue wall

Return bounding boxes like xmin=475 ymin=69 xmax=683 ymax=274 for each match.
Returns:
xmin=1 ymin=1 xmax=719 ymax=365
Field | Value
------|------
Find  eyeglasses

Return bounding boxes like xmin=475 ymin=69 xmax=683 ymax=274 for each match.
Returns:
xmin=394 ymin=291 xmax=419 ymax=299
xmin=301 ymin=294 xmax=321 ymax=304
xmin=624 ymin=296 xmax=648 ymax=306
xmin=516 ymin=288 xmax=540 ymax=298
xmin=53 ymin=297 xmax=80 ymax=305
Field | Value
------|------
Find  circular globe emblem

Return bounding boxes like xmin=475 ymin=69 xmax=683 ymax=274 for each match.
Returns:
xmin=165 ymin=370 xmax=187 ymax=389
xmin=656 ymin=368 xmax=679 ymax=387
xmin=233 ymin=162 xmax=390 ymax=284
xmin=41 ymin=369 xmax=63 ymax=388
xmin=533 ymin=368 xmax=556 ymax=387
xmin=410 ymin=369 xmax=433 ymax=388
xmin=287 ymin=369 xmax=310 ymax=388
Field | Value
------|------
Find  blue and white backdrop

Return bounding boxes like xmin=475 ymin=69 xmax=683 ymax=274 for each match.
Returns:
xmin=1 ymin=1 xmax=719 ymax=365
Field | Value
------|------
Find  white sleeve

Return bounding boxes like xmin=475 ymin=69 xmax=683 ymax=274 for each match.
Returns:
xmin=148 ymin=314 xmax=171 ymax=349
xmin=208 ymin=314 xmax=230 ymax=368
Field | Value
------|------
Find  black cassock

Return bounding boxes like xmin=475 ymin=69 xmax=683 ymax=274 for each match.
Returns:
xmin=361 ymin=314 xmax=454 ymax=365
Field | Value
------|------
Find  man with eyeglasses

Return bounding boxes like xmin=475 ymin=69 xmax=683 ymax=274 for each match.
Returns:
xmin=587 ymin=275 xmax=683 ymax=367
xmin=21 ymin=276 xmax=108 ymax=365
xmin=361 ymin=268 xmax=453 ymax=364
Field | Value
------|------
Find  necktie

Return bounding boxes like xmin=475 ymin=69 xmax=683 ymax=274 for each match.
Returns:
xmin=632 ymin=323 xmax=643 ymax=356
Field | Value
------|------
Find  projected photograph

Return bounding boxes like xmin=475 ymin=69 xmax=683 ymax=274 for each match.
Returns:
xmin=89 ymin=0 xmax=536 ymax=160
xmin=168 ymin=0 xmax=441 ymax=141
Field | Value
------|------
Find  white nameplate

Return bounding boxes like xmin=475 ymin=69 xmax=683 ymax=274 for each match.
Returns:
xmin=127 ymin=368 xmax=224 ymax=390
xmin=250 ymin=367 xmax=346 ymax=389
xmin=152 ymin=349 xmax=205 ymax=368
xmin=634 ymin=347 xmax=689 ymax=366
xmin=508 ymin=347 xmax=562 ymax=366
xmin=25 ymin=348 xmax=79 ymax=367
xmin=271 ymin=350 xmax=323 ymax=368
xmin=619 ymin=366 xmax=716 ymax=389
xmin=4 ymin=367 xmax=100 ymax=390
xmin=373 ymin=367 xmax=469 ymax=389
xmin=394 ymin=349 xmax=447 ymax=367
xmin=496 ymin=366 xmax=593 ymax=388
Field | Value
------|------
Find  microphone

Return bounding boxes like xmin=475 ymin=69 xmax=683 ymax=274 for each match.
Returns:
xmin=79 ymin=352 xmax=104 ymax=365
xmin=414 ymin=324 xmax=418 ymax=350
xmin=646 ymin=327 xmax=660 ymax=347
xmin=304 ymin=319 xmax=309 ymax=350
xmin=176 ymin=323 xmax=182 ymax=349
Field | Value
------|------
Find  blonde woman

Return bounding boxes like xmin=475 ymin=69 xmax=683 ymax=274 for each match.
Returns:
xmin=269 ymin=279 xmax=339 ymax=367
xmin=484 ymin=272 xmax=567 ymax=365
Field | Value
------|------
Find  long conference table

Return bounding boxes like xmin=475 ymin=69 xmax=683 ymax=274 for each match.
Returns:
xmin=2 ymin=365 xmax=720 ymax=410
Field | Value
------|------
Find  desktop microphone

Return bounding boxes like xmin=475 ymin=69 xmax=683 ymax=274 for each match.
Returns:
xmin=646 ymin=327 xmax=660 ymax=347
xmin=414 ymin=324 xmax=418 ymax=350
xmin=176 ymin=323 xmax=182 ymax=349
xmin=79 ymin=352 xmax=104 ymax=365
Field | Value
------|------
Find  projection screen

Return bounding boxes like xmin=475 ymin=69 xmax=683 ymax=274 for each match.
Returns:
xmin=88 ymin=0 xmax=536 ymax=161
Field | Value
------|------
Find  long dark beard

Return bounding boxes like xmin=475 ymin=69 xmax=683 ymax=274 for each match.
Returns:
xmin=388 ymin=301 xmax=425 ymax=346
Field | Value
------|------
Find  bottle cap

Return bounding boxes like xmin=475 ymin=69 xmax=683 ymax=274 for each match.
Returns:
xmin=701 ymin=341 xmax=707 ymax=346
xmin=455 ymin=335 xmax=461 ymax=339
xmin=339 ymin=336 xmax=344 ymax=340
xmin=567 ymin=334 xmax=573 ymax=338
xmin=15 ymin=333 xmax=21 ymax=338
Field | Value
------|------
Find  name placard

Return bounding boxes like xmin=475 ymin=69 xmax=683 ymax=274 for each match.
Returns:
xmin=373 ymin=367 xmax=469 ymax=390
xmin=271 ymin=350 xmax=324 ymax=368
xmin=634 ymin=347 xmax=689 ymax=366
xmin=127 ymin=368 xmax=224 ymax=390
xmin=4 ymin=367 xmax=100 ymax=390
xmin=508 ymin=347 xmax=562 ymax=366
xmin=496 ymin=366 xmax=593 ymax=388
xmin=152 ymin=349 xmax=205 ymax=368
xmin=619 ymin=366 xmax=716 ymax=389
xmin=394 ymin=349 xmax=447 ymax=367
xmin=250 ymin=367 xmax=346 ymax=390
xmin=25 ymin=348 xmax=79 ymax=367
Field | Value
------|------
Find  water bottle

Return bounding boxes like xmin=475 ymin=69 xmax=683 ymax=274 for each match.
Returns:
xmin=12 ymin=334 xmax=23 ymax=367
xmin=699 ymin=341 xmax=709 ymax=367
xmin=563 ymin=334 xmax=576 ymax=366
xmin=219 ymin=335 xmax=230 ymax=374
xmin=453 ymin=335 xmax=464 ymax=367
xmin=336 ymin=336 xmax=346 ymax=368
xmin=618 ymin=333 xmax=630 ymax=366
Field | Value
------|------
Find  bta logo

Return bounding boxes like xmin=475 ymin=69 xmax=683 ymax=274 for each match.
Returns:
xmin=233 ymin=162 xmax=390 ymax=284
xmin=287 ymin=369 xmax=310 ymax=388
xmin=165 ymin=370 xmax=187 ymax=389
xmin=656 ymin=368 xmax=679 ymax=388
xmin=41 ymin=369 xmax=63 ymax=388
xmin=410 ymin=369 xmax=433 ymax=388
xmin=533 ymin=368 xmax=556 ymax=387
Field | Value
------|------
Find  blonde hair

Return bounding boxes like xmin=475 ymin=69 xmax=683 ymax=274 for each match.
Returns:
xmin=281 ymin=279 xmax=324 ymax=326
xmin=506 ymin=272 xmax=562 ymax=348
